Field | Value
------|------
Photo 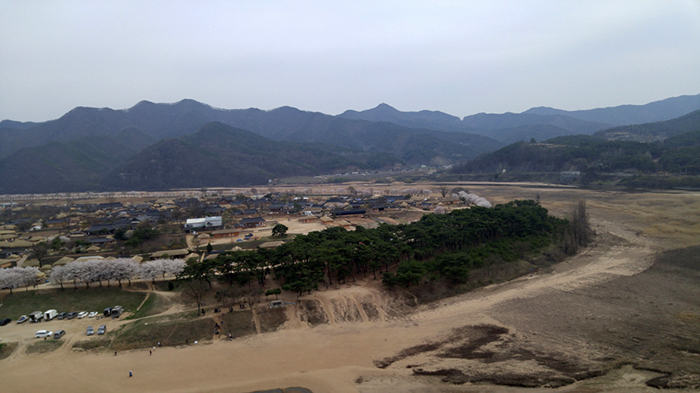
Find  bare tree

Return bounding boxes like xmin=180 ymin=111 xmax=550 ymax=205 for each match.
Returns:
xmin=30 ymin=242 xmax=49 ymax=267
xmin=182 ymin=278 xmax=211 ymax=316
xmin=563 ymin=199 xmax=591 ymax=255
xmin=437 ymin=185 xmax=449 ymax=198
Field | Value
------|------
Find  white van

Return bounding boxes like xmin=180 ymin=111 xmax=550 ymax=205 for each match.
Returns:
xmin=44 ymin=309 xmax=58 ymax=321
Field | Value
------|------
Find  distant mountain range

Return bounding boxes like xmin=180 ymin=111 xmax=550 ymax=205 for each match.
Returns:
xmin=593 ymin=109 xmax=700 ymax=142
xmin=1 ymin=93 xmax=699 ymax=193
xmin=451 ymin=110 xmax=700 ymax=180
xmin=338 ymin=94 xmax=700 ymax=144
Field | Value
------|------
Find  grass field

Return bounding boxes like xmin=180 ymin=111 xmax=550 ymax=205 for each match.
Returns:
xmin=0 ymin=287 xmax=147 ymax=319
xmin=219 ymin=309 xmax=257 ymax=337
xmin=125 ymin=293 xmax=171 ymax=320
xmin=26 ymin=339 xmax=63 ymax=354
xmin=111 ymin=311 xmax=214 ymax=350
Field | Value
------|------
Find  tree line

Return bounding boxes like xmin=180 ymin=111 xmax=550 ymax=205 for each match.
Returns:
xmin=452 ymin=135 xmax=700 ymax=177
xmin=178 ymin=200 xmax=570 ymax=301
xmin=49 ymin=258 xmax=186 ymax=290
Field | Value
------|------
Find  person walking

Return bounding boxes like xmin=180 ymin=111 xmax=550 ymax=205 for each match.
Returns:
xmin=129 ymin=370 xmax=133 ymax=377
xmin=149 ymin=350 xmax=152 ymax=356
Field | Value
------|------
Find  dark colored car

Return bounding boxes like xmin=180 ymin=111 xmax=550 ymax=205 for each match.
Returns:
xmin=86 ymin=326 xmax=94 ymax=336
xmin=56 ymin=312 xmax=67 ymax=320
xmin=97 ymin=325 xmax=106 ymax=335
xmin=0 ymin=318 xmax=11 ymax=326
xmin=66 ymin=312 xmax=78 ymax=319
xmin=54 ymin=330 xmax=66 ymax=339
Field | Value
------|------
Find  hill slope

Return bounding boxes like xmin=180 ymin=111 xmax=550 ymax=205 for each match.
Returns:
xmin=525 ymin=93 xmax=700 ymax=126
xmin=594 ymin=109 xmax=700 ymax=142
xmin=452 ymin=131 xmax=700 ymax=178
xmin=0 ymin=100 xmax=502 ymax=165
xmin=0 ymin=128 xmax=155 ymax=194
xmin=101 ymin=122 xmax=402 ymax=191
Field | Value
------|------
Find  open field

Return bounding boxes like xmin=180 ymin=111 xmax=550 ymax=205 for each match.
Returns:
xmin=1 ymin=182 xmax=699 ymax=392
xmin=0 ymin=286 xmax=147 ymax=320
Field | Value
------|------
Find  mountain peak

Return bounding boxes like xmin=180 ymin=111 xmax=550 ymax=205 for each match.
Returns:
xmin=373 ymin=103 xmax=398 ymax=111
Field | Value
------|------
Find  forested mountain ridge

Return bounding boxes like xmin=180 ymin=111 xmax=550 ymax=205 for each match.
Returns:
xmin=100 ymin=122 xmax=403 ymax=191
xmin=339 ymin=103 xmax=467 ymax=132
xmin=1 ymin=94 xmax=699 ymax=193
xmin=524 ymin=93 xmax=700 ymax=126
xmin=0 ymin=100 xmax=501 ymax=162
xmin=0 ymin=128 xmax=155 ymax=194
xmin=3 ymin=93 xmax=699 ymax=160
xmin=336 ymin=94 xmax=700 ymax=143
xmin=594 ymin=109 xmax=700 ymax=142
xmin=452 ymin=129 xmax=700 ymax=178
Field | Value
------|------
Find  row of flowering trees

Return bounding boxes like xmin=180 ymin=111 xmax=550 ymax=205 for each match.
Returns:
xmin=49 ymin=258 xmax=186 ymax=290
xmin=0 ymin=266 xmax=41 ymax=294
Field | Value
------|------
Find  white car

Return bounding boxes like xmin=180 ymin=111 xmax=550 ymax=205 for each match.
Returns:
xmin=88 ymin=311 xmax=98 ymax=318
xmin=77 ymin=311 xmax=88 ymax=319
xmin=35 ymin=330 xmax=53 ymax=338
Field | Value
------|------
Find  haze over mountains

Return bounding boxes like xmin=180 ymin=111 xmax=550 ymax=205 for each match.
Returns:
xmin=1 ymin=93 xmax=699 ymax=194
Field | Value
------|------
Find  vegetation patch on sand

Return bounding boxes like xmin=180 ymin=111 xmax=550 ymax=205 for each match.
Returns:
xmin=0 ymin=342 xmax=19 ymax=361
xmin=297 ymin=300 xmax=329 ymax=326
xmin=0 ymin=287 xmax=146 ymax=318
xmin=377 ymin=324 xmax=606 ymax=388
xmin=72 ymin=338 xmax=112 ymax=352
xmin=255 ymin=307 xmax=287 ymax=333
xmin=26 ymin=339 xmax=63 ymax=354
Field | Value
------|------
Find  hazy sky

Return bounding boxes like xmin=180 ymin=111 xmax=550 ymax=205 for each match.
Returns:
xmin=2 ymin=1 xmax=700 ymax=122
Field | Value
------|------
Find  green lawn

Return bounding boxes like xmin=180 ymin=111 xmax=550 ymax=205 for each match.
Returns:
xmin=125 ymin=293 xmax=170 ymax=320
xmin=0 ymin=287 xmax=146 ymax=319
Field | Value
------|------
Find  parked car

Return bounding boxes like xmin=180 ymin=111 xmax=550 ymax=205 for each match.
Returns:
xmin=0 ymin=318 xmax=11 ymax=326
xmin=88 ymin=311 xmax=98 ymax=318
xmin=77 ymin=311 xmax=88 ymax=319
xmin=17 ymin=315 xmax=28 ymax=323
xmin=35 ymin=330 xmax=53 ymax=338
xmin=53 ymin=330 xmax=66 ymax=339
xmin=97 ymin=325 xmax=106 ymax=335
xmin=66 ymin=312 xmax=78 ymax=319
xmin=56 ymin=312 xmax=67 ymax=320
xmin=86 ymin=326 xmax=94 ymax=336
